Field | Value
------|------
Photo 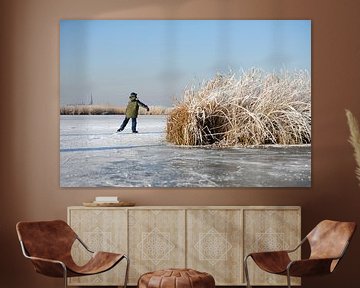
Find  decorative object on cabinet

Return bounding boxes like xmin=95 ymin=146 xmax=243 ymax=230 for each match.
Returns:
xmin=244 ymin=220 xmax=356 ymax=288
xmin=68 ymin=206 xmax=300 ymax=286
xmin=82 ymin=196 xmax=135 ymax=207
xmin=138 ymin=268 xmax=215 ymax=288
xmin=16 ymin=220 xmax=129 ymax=288
xmin=83 ymin=201 xmax=135 ymax=207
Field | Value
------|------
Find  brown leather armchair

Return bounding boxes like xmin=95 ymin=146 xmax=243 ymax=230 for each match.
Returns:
xmin=16 ymin=220 xmax=129 ymax=288
xmin=244 ymin=220 xmax=356 ymax=288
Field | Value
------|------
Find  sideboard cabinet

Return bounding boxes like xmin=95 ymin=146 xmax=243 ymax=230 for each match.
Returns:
xmin=67 ymin=206 xmax=301 ymax=286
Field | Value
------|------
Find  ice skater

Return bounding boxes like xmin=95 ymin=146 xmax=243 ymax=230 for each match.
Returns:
xmin=117 ymin=92 xmax=150 ymax=133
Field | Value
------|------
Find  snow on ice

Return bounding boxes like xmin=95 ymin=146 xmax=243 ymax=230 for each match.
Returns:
xmin=60 ymin=115 xmax=311 ymax=187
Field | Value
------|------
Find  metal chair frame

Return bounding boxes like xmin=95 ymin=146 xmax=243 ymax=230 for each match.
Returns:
xmin=18 ymin=231 xmax=129 ymax=288
xmin=244 ymin=236 xmax=350 ymax=288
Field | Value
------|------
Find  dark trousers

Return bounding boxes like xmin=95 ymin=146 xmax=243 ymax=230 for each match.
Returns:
xmin=119 ymin=117 xmax=137 ymax=132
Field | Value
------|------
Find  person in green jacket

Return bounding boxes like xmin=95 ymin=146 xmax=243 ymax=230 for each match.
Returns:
xmin=117 ymin=92 xmax=149 ymax=133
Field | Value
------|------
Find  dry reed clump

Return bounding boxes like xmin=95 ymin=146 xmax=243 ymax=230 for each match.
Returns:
xmin=346 ymin=109 xmax=360 ymax=186
xmin=60 ymin=105 xmax=172 ymax=115
xmin=166 ymin=68 xmax=311 ymax=146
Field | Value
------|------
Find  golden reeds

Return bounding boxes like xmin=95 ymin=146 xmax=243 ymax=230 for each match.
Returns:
xmin=346 ymin=109 xmax=360 ymax=186
xmin=166 ymin=69 xmax=311 ymax=146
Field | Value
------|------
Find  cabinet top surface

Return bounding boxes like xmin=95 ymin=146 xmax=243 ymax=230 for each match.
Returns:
xmin=68 ymin=205 xmax=301 ymax=210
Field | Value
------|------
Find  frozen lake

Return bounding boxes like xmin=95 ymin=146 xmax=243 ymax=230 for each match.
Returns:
xmin=60 ymin=115 xmax=311 ymax=187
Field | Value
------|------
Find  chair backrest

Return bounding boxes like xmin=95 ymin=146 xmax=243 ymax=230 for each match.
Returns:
xmin=16 ymin=220 xmax=77 ymax=261
xmin=307 ymin=220 xmax=356 ymax=261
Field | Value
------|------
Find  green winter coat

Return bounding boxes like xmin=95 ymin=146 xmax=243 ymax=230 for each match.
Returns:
xmin=125 ymin=95 xmax=149 ymax=118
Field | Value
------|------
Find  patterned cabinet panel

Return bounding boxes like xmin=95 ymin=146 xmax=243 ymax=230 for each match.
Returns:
xmin=67 ymin=206 xmax=301 ymax=286
xmin=68 ymin=208 xmax=127 ymax=286
xmin=243 ymin=208 xmax=301 ymax=286
xmin=128 ymin=209 xmax=186 ymax=284
xmin=187 ymin=209 xmax=243 ymax=285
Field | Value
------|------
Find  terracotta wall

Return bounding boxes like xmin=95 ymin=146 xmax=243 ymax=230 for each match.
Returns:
xmin=1 ymin=0 xmax=360 ymax=287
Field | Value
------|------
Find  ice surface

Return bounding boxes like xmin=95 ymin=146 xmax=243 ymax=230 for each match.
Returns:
xmin=60 ymin=115 xmax=311 ymax=187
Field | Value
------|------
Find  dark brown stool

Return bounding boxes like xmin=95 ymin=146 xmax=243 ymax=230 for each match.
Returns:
xmin=138 ymin=268 xmax=215 ymax=288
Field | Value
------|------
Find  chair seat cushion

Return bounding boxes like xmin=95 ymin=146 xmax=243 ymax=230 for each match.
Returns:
xmin=138 ymin=268 xmax=215 ymax=288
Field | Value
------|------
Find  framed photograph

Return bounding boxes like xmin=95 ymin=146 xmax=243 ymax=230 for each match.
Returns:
xmin=60 ymin=20 xmax=311 ymax=187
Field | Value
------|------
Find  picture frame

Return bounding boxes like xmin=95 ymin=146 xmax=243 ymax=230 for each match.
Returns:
xmin=60 ymin=20 xmax=311 ymax=188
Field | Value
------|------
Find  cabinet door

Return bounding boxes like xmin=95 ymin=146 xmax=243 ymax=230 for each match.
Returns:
xmin=68 ymin=208 xmax=128 ymax=286
xmin=128 ymin=209 xmax=186 ymax=284
xmin=187 ymin=209 xmax=243 ymax=285
xmin=243 ymin=208 xmax=301 ymax=286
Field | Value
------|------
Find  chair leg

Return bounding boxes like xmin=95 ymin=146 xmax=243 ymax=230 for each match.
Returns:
xmin=286 ymin=269 xmax=292 ymax=288
xmin=123 ymin=255 xmax=130 ymax=288
xmin=62 ymin=264 xmax=68 ymax=288
xmin=244 ymin=255 xmax=252 ymax=288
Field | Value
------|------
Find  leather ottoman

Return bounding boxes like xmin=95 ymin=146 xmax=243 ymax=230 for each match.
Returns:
xmin=138 ymin=268 xmax=215 ymax=288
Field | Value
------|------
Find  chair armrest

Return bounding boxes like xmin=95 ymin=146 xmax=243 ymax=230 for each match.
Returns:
xmin=19 ymin=240 xmax=67 ymax=277
xmin=287 ymin=258 xmax=336 ymax=277
xmin=76 ymin=236 xmax=94 ymax=253
xmin=285 ymin=237 xmax=307 ymax=253
xmin=26 ymin=255 xmax=67 ymax=278
xmin=246 ymin=237 xmax=306 ymax=258
xmin=26 ymin=255 xmax=64 ymax=265
xmin=247 ymin=250 xmax=290 ymax=258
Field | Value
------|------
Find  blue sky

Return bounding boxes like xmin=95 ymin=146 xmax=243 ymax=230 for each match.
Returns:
xmin=60 ymin=20 xmax=311 ymax=107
